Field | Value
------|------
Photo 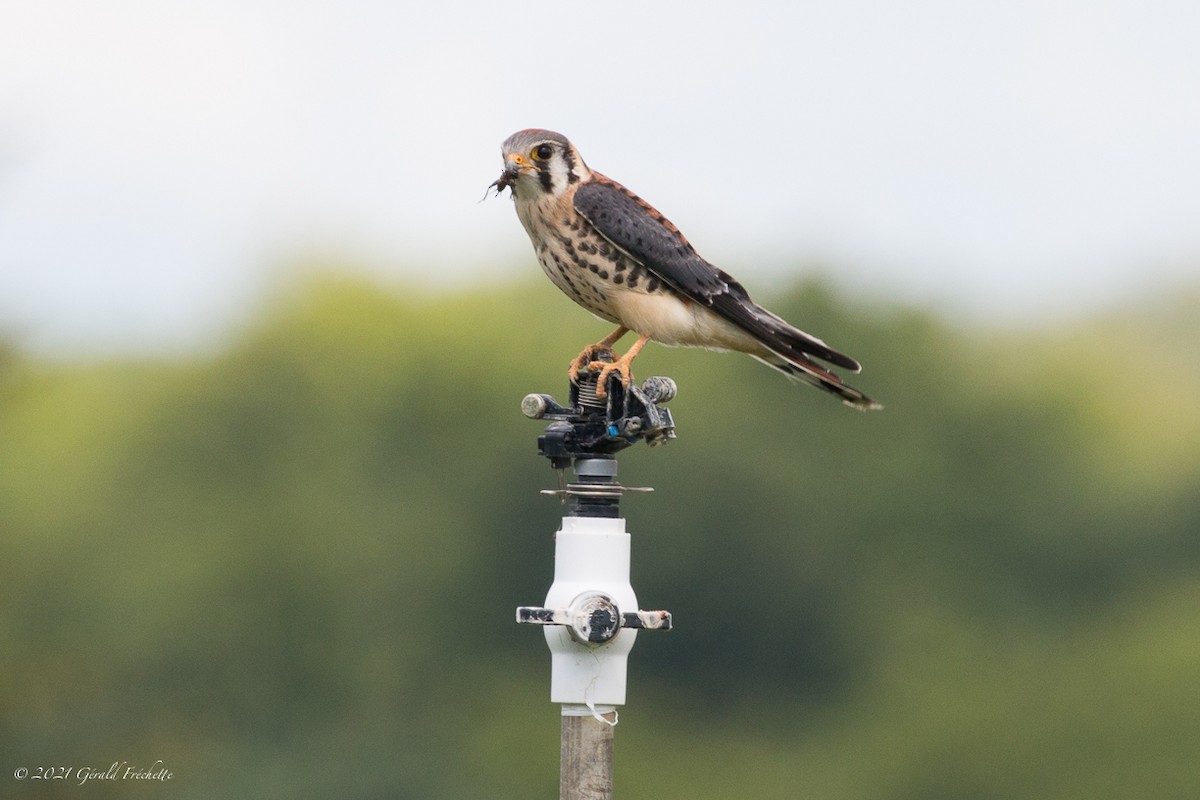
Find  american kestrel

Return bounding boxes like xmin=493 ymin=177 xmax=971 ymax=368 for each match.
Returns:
xmin=492 ymin=129 xmax=880 ymax=410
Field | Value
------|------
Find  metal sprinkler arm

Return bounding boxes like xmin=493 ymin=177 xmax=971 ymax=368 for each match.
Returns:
xmin=520 ymin=367 xmax=677 ymax=463
xmin=522 ymin=367 xmax=677 ymax=515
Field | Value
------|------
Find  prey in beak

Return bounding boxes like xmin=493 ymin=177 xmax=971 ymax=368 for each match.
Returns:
xmin=488 ymin=168 xmax=514 ymax=196
xmin=487 ymin=153 xmax=531 ymax=198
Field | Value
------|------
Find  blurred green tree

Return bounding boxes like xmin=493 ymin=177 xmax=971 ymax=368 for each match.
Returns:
xmin=1 ymin=273 xmax=1197 ymax=799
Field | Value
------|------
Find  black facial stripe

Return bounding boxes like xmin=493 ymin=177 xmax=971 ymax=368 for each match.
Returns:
xmin=538 ymin=165 xmax=554 ymax=193
xmin=562 ymin=147 xmax=579 ymax=184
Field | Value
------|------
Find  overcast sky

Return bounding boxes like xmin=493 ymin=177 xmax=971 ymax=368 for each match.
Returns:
xmin=1 ymin=0 xmax=1197 ymax=355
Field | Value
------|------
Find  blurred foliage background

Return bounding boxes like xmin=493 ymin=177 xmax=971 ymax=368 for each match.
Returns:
xmin=2 ymin=272 xmax=1198 ymax=799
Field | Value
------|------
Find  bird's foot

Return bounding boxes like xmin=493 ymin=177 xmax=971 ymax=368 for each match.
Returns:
xmin=587 ymin=354 xmax=635 ymax=399
xmin=569 ymin=333 xmax=649 ymax=399
xmin=568 ymin=347 xmax=634 ymax=399
xmin=568 ymin=344 xmax=616 ymax=384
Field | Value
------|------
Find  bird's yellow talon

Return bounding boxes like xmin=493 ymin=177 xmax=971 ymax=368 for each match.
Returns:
xmin=568 ymin=345 xmax=615 ymax=383
xmin=566 ymin=332 xmax=650 ymax=398
xmin=591 ymin=358 xmax=634 ymax=398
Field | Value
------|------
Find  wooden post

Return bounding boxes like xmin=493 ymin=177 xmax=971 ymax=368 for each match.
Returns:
xmin=560 ymin=710 xmax=616 ymax=800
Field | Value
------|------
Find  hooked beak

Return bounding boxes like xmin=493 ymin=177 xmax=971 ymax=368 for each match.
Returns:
xmin=505 ymin=152 xmax=531 ymax=173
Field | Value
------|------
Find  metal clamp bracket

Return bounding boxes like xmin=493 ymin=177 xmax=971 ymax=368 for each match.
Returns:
xmin=517 ymin=592 xmax=672 ymax=644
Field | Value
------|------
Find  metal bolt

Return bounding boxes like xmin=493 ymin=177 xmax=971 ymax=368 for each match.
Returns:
xmin=571 ymin=594 xmax=622 ymax=644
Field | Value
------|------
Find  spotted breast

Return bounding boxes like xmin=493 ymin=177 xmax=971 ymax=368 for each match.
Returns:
xmin=514 ymin=186 xmax=667 ymax=327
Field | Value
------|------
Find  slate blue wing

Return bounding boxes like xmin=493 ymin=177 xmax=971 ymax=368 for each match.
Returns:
xmin=572 ymin=175 xmax=862 ymax=372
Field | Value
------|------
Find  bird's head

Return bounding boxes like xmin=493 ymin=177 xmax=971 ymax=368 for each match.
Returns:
xmin=492 ymin=129 xmax=590 ymax=200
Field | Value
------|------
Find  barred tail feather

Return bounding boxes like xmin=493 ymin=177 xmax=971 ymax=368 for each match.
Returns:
xmin=748 ymin=306 xmax=862 ymax=373
xmin=752 ymin=353 xmax=882 ymax=411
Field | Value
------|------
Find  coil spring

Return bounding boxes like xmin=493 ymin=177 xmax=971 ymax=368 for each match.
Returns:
xmin=576 ymin=351 xmax=613 ymax=413
xmin=576 ymin=371 xmax=606 ymax=412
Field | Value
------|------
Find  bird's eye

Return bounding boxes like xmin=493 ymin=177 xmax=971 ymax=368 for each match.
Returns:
xmin=531 ymin=144 xmax=553 ymax=162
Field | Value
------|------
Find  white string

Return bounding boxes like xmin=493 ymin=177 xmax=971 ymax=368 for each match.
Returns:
xmin=586 ymin=699 xmax=618 ymax=727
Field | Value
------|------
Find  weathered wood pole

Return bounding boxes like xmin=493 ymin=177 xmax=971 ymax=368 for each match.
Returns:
xmin=560 ymin=710 xmax=616 ymax=800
